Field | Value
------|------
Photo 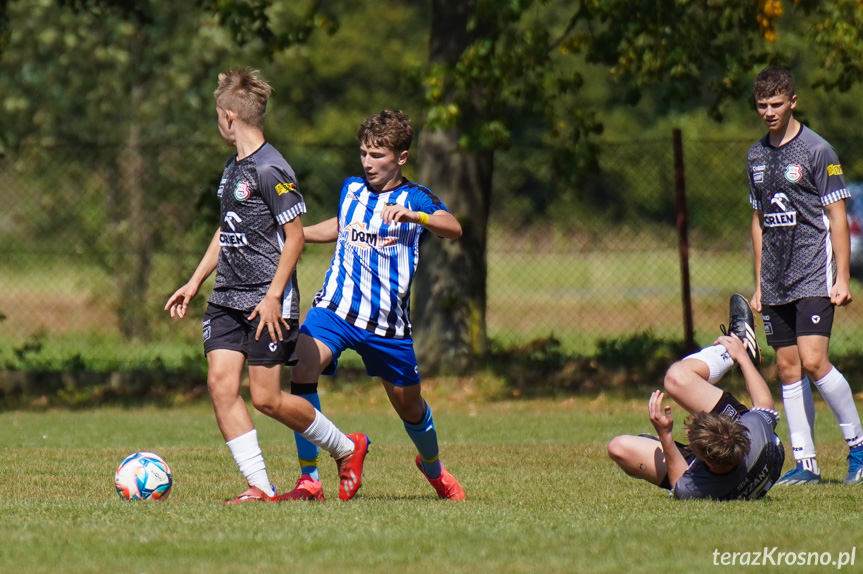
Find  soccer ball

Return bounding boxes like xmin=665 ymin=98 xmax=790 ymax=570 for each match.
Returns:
xmin=114 ymin=452 xmax=173 ymax=501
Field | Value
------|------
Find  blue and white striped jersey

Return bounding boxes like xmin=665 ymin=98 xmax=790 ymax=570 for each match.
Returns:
xmin=311 ymin=177 xmax=448 ymax=338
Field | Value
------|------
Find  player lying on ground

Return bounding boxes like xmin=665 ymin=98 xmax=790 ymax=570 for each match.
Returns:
xmin=608 ymin=295 xmax=785 ymax=500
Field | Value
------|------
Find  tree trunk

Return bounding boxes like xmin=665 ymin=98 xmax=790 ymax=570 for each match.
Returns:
xmin=413 ymin=0 xmax=492 ymax=372
xmin=117 ymin=112 xmax=152 ymax=340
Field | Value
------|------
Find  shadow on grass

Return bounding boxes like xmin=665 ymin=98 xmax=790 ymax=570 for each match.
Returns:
xmin=6 ymin=331 xmax=863 ymax=409
xmin=486 ymin=332 xmax=863 ymax=400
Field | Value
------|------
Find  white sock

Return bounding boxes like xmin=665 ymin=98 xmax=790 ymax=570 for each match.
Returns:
xmin=226 ymin=429 xmax=274 ymax=496
xmin=813 ymin=367 xmax=863 ymax=448
xmin=782 ymin=377 xmax=817 ymax=461
xmin=302 ymin=410 xmax=354 ymax=459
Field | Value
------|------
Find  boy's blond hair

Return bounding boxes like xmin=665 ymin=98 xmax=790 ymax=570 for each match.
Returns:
xmin=214 ymin=67 xmax=273 ymax=130
xmin=686 ymin=412 xmax=751 ymax=468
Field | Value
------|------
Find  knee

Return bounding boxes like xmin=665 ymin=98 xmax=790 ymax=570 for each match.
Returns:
xmin=801 ymin=356 xmax=830 ymax=379
xmin=663 ymin=362 xmax=687 ymax=398
xmin=607 ymin=435 xmax=631 ymax=464
xmin=207 ymin=375 xmax=235 ymax=407
xmin=250 ymin=390 xmax=280 ymax=418
xmin=396 ymin=395 xmax=426 ymax=423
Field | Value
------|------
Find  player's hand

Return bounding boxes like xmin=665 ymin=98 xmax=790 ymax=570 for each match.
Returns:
xmin=165 ymin=283 xmax=199 ymax=319
xmin=648 ymin=390 xmax=673 ymax=437
xmin=381 ymin=203 xmax=421 ymax=226
xmin=750 ymin=288 xmax=762 ymax=313
xmin=715 ymin=333 xmax=751 ymax=366
xmin=249 ymin=295 xmax=289 ymax=342
xmin=831 ymin=279 xmax=853 ymax=307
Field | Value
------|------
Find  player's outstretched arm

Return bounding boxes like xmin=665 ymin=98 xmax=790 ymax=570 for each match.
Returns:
xmin=380 ymin=205 xmax=462 ymax=239
xmin=716 ymin=334 xmax=774 ymax=410
xmin=165 ymin=228 xmax=221 ymax=319
xmin=303 ymin=217 xmax=339 ymax=243
xmin=649 ymin=391 xmax=688 ymax=487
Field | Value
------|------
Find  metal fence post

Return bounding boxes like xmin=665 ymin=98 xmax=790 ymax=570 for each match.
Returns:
xmin=673 ymin=129 xmax=695 ymax=353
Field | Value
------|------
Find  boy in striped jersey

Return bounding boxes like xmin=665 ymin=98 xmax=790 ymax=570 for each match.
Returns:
xmin=280 ymin=110 xmax=467 ymax=501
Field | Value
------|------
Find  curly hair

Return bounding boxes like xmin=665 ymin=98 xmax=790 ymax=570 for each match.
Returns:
xmin=686 ymin=412 xmax=751 ymax=468
xmin=356 ymin=110 xmax=413 ymax=152
xmin=753 ymin=66 xmax=795 ymax=101
xmin=213 ymin=67 xmax=273 ymax=130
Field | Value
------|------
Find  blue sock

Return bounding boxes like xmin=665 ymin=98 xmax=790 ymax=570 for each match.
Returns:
xmin=291 ymin=382 xmax=320 ymax=481
xmin=404 ymin=402 xmax=442 ymax=479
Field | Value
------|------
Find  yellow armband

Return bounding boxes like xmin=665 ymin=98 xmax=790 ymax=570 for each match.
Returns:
xmin=418 ymin=212 xmax=429 ymax=226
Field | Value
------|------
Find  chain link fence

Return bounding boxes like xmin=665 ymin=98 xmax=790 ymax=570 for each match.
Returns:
xmin=3 ymin=134 xmax=863 ymax=370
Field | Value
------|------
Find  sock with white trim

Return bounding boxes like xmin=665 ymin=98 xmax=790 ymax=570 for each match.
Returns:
xmin=813 ymin=367 xmax=863 ymax=448
xmin=226 ymin=429 xmax=274 ymax=496
xmin=782 ymin=377 xmax=817 ymax=461
xmin=301 ymin=410 xmax=355 ymax=459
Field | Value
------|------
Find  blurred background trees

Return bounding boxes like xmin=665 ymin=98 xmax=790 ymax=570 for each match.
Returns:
xmin=4 ymin=0 xmax=863 ymax=369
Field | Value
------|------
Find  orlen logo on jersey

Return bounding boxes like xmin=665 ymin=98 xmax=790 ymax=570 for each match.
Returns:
xmin=234 ymin=181 xmax=251 ymax=201
xmin=765 ymin=192 xmax=797 ymax=227
xmin=345 ymin=222 xmax=397 ymax=249
xmin=220 ymin=211 xmax=248 ymax=246
xmin=784 ymin=164 xmax=803 ymax=182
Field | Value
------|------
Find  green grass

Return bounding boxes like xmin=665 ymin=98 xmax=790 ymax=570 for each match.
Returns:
xmin=2 ymin=388 xmax=861 ymax=573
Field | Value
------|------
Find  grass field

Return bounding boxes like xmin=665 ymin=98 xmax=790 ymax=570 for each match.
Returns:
xmin=3 ymin=384 xmax=862 ymax=573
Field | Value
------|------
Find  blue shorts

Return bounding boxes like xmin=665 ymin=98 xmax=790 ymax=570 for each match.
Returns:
xmin=300 ymin=307 xmax=420 ymax=386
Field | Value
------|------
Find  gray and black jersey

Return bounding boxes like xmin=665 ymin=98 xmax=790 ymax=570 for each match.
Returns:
xmin=748 ymin=125 xmax=849 ymax=305
xmin=208 ymin=142 xmax=306 ymax=318
xmin=673 ymin=408 xmax=785 ymax=501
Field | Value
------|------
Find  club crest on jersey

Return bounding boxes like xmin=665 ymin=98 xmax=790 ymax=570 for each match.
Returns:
xmin=345 ymin=222 xmax=398 ymax=249
xmin=784 ymin=164 xmax=803 ymax=182
xmin=234 ymin=181 xmax=251 ymax=201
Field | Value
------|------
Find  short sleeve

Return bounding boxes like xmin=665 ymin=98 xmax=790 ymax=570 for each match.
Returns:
xmin=810 ymin=141 xmax=849 ymax=206
xmin=259 ymin=164 xmax=306 ymax=225
xmin=748 ymin=407 xmax=780 ymax=431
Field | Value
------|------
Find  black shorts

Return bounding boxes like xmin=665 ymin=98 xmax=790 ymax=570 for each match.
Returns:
xmin=202 ymin=304 xmax=299 ymax=366
xmin=710 ymin=391 xmax=749 ymax=419
xmin=762 ymin=297 xmax=834 ymax=348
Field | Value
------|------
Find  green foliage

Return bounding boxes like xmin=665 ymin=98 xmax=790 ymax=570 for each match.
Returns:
xmin=580 ymin=0 xmax=767 ymax=119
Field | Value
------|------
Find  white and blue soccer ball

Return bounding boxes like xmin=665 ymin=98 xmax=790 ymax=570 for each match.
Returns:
xmin=114 ymin=452 xmax=173 ymax=501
